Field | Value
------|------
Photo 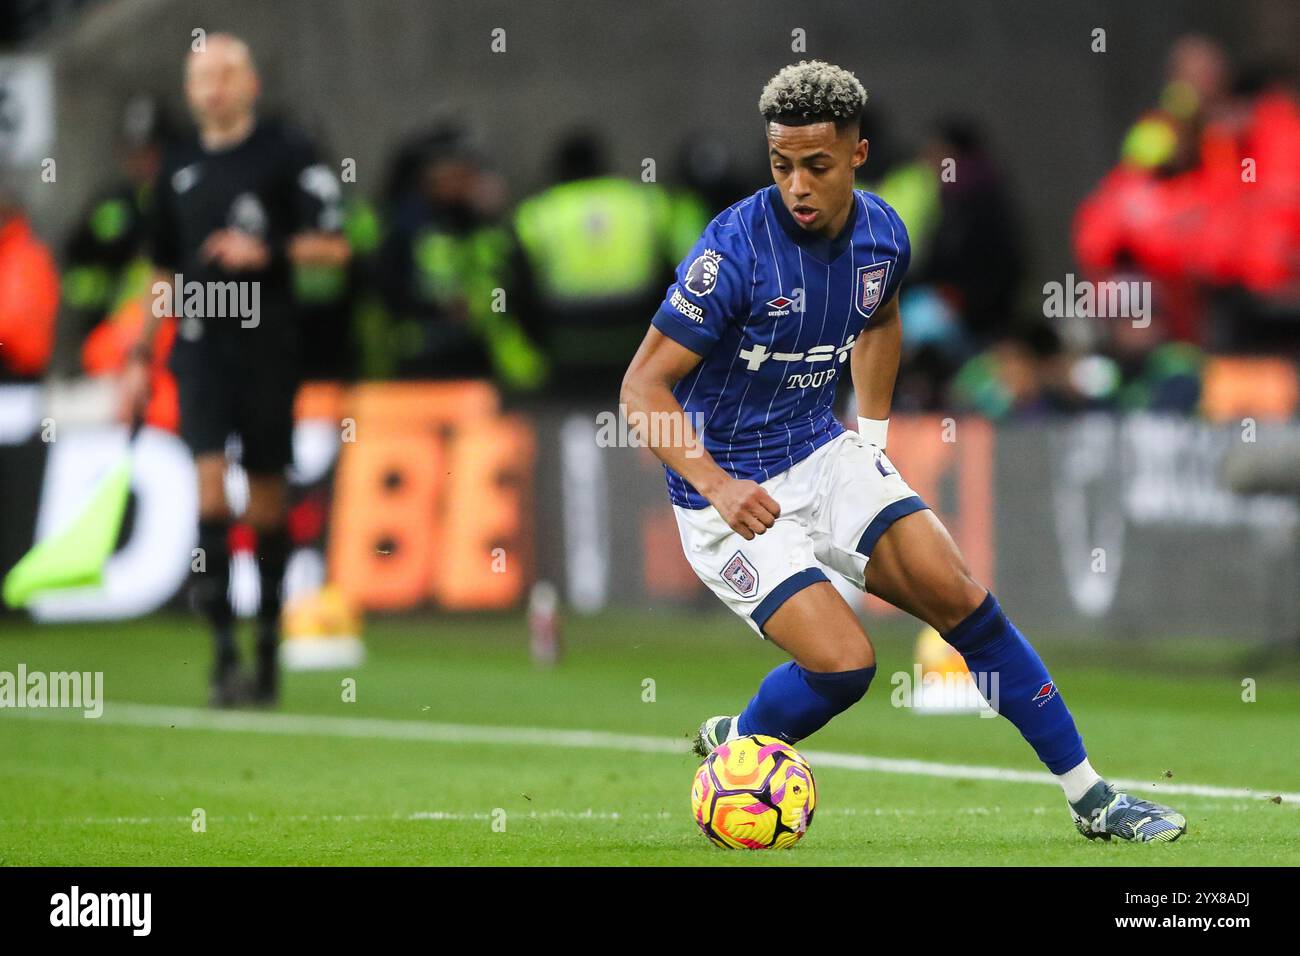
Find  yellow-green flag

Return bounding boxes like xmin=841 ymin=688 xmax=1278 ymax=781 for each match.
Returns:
xmin=3 ymin=454 xmax=133 ymax=608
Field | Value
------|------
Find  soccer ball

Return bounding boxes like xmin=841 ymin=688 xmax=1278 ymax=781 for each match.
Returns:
xmin=691 ymin=734 xmax=817 ymax=849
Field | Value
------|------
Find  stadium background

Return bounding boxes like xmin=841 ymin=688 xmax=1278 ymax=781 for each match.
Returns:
xmin=1 ymin=0 xmax=1299 ymax=866
xmin=12 ymin=0 xmax=1299 ymax=271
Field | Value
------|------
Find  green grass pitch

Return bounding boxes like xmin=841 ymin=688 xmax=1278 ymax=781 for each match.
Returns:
xmin=1 ymin=608 xmax=1298 ymax=865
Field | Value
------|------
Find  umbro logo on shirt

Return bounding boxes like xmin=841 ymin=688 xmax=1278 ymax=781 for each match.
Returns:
xmin=765 ymin=292 xmax=803 ymax=317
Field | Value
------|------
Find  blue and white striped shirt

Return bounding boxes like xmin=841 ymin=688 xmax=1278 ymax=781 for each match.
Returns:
xmin=651 ymin=184 xmax=911 ymax=508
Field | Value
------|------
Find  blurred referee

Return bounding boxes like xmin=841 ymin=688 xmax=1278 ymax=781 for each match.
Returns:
xmin=120 ymin=34 xmax=348 ymax=707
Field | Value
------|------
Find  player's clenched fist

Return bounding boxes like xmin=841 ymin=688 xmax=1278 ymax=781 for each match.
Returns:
xmin=708 ymin=478 xmax=781 ymax=540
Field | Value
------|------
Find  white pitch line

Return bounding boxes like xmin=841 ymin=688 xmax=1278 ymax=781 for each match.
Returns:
xmin=3 ymin=701 xmax=1297 ymax=804
xmin=0 ymin=803 xmax=1279 ymax=830
xmin=0 ymin=807 xmax=1048 ymax=828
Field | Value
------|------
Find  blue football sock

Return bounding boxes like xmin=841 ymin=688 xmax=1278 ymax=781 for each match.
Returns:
xmin=736 ymin=661 xmax=876 ymax=744
xmin=943 ymin=591 xmax=1088 ymax=775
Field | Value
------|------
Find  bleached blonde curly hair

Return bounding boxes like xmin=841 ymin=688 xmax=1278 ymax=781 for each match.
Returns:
xmin=759 ymin=60 xmax=868 ymax=128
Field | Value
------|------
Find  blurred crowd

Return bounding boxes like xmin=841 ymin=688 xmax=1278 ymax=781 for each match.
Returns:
xmin=0 ymin=103 xmax=753 ymax=411
xmin=871 ymin=34 xmax=1300 ymax=422
xmin=2 ymin=34 xmax=1298 ymax=423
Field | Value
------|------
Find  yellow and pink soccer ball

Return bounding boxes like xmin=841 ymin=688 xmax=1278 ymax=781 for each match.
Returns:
xmin=691 ymin=734 xmax=817 ymax=849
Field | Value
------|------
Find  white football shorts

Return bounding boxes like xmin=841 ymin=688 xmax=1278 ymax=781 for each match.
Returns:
xmin=672 ymin=429 xmax=929 ymax=637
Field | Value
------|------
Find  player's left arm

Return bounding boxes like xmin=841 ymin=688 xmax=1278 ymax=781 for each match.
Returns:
xmin=849 ymin=292 xmax=901 ymax=446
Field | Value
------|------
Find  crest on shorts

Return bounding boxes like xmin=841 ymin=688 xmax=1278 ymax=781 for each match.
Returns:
xmin=854 ymin=261 xmax=890 ymax=318
xmin=873 ymin=446 xmax=898 ymax=478
xmin=721 ymin=550 xmax=759 ymax=598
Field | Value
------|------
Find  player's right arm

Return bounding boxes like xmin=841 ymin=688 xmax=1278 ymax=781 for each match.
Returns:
xmin=622 ymin=211 xmax=782 ymax=542
xmin=621 ymin=328 xmax=779 ymax=540
xmin=623 ymin=212 xmax=781 ymax=538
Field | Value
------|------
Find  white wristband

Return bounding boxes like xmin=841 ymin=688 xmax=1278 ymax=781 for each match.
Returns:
xmin=857 ymin=416 xmax=889 ymax=449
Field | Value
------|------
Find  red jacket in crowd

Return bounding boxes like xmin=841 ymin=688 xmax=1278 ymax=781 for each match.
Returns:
xmin=1075 ymin=90 xmax=1300 ymax=298
xmin=0 ymin=214 xmax=60 ymax=380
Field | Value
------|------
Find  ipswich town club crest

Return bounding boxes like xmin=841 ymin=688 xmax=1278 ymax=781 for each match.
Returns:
xmin=721 ymin=550 xmax=759 ymax=598
xmin=855 ymin=261 xmax=890 ymax=318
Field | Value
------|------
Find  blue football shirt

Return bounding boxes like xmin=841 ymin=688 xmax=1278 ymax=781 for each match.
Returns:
xmin=651 ymin=184 xmax=911 ymax=508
